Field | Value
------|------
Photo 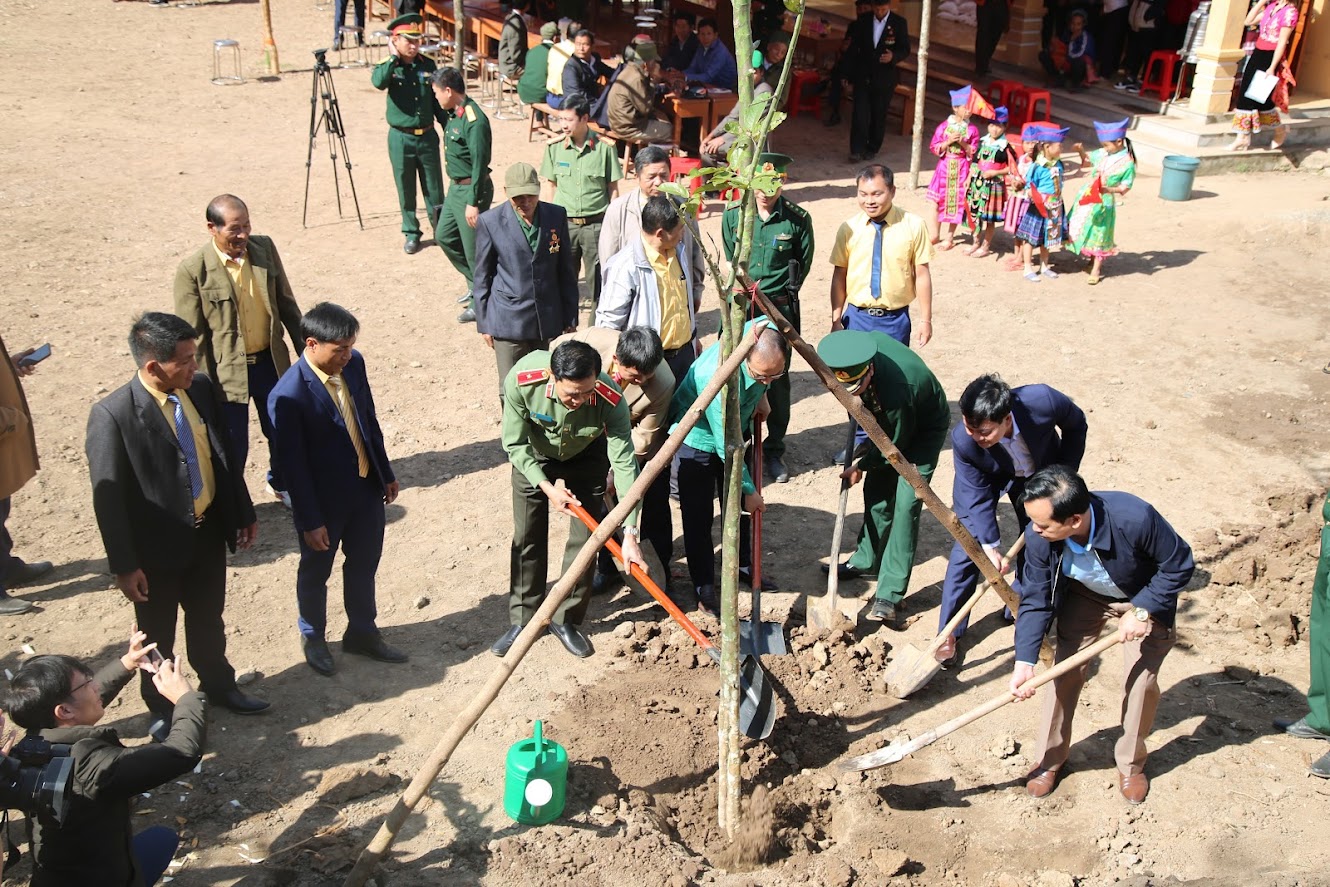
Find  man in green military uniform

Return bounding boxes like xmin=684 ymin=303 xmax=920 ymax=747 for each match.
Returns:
xmin=1273 ymin=491 xmax=1330 ymax=778
xmin=817 ymin=329 xmax=949 ymax=626
xmin=496 ymin=339 xmax=647 ymax=659
xmin=721 ymin=152 xmax=814 ymax=484
xmin=540 ymin=94 xmax=622 ymax=311
xmin=371 ymin=14 xmax=446 ymax=256
xmin=431 ymin=66 xmax=493 ymax=323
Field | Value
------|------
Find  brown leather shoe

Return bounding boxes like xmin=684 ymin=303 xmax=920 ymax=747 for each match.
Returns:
xmin=1120 ymin=771 xmax=1149 ymax=805
xmin=1026 ymin=767 xmax=1060 ymax=798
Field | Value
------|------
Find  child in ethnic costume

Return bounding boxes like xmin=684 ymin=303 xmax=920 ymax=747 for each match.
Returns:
xmin=1014 ymin=123 xmax=1068 ymax=283
xmin=964 ymin=105 xmax=1018 ymax=259
xmin=1067 ymin=118 xmax=1137 ymax=285
xmin=925 ymin=86 xmax=982 ymax=251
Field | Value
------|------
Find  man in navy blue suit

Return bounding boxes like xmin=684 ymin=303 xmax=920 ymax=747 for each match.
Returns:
xmin=1012 ymin=465 xmax=1193 ymax=806
xmin=935 ymin=374 xmax=1087 ymax=667
xmin=268 ymin=303 xmax=407 ymax=676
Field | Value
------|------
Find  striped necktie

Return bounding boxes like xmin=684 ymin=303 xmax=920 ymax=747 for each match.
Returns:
xmin=328 ymin=376 xmax=370 ymax=478
xmin=166 ymin=393 xmax=204 ymax=499
xmin=869 ymin=219 xmax=885 ymax=302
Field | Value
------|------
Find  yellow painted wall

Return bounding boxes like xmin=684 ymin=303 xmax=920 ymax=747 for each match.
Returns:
xmin=1295 ymin=0 xmax=1329 ymax=100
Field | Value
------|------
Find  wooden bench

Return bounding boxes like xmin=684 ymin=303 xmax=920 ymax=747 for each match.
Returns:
xmin=588 ymin=122 xmax=650 ymax=176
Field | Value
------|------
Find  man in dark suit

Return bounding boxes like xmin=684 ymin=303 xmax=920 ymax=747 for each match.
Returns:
xmin=86 ymin=312 xmax=269 ymax=735
xmin=174 ymin=194 xmax=303 ymax=509
xmin=1012 ymin=465 xmax=1193 ymax=805
xmin=844 ymin=0 xmax=910 ymax=163
xmin=474 ymin=162 xmax=580 ymax=402
xmin=936 ymin=374 xmax=1088 ymax=665
xmin=268 ymin=303 xmax=406 ymax=677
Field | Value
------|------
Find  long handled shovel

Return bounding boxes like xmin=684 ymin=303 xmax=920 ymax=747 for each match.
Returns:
xmin=882 ymin=536 xmax=1027 ymax=699
xmin=810 ymin=419 xmax=863 ymax=630
xmin=841 ymin=631 xmax=1122 ymax=772
xmin=570 ymin=505 xmax=777 ymax=741
xmin=740 ymin=419 xmax=786 ymax=656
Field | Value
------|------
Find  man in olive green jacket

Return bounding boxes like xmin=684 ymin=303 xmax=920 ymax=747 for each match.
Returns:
xmin=173 ymin=195 xmax=303 ymax=505
xmin=1 ymin=333 xmax=49 ymax=614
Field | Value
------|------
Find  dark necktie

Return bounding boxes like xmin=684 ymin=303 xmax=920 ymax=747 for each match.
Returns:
xmin=869 ymin=219 xmax=886 ymax=301
xmin=167 ymin=393 xmax=204 ymax=498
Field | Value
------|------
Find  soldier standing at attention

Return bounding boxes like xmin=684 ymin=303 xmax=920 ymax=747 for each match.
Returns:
xmin=371 ymin=13 xmax=446 ymax=256
xmin=494 ymin=341 xmax=647 ymax=660
xmin=431 ymin=66 xmax=493 ymax=324
xmin=721 ymin=153 xmax=813 ymax=484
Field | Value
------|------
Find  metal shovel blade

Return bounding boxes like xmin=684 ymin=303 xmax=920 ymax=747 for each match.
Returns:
xmin=881 ymin=643 xmax=940 ymax=700
xmin=738 ymin=618 xmax=787 ymax=656
xmin=739 ymin=652 xmax=776 ymax=740
xmin=841 ymin=737 xmax=911 ymax=771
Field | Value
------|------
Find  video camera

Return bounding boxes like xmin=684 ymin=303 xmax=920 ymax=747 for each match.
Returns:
xmin=0 ymin=736 xmax=73 ymax=824
xmin=313 ymin=48 xmax=332 ymax=72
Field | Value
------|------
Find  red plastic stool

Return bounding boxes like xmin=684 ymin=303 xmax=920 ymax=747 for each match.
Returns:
xmin=1008 ymin=87 xmax=1052 ymax=127
xmin=1140 ymin=50 xmax=1180 ymax=100
xmin=671 ymin=156 xmax=703 ymax=181
xmin=985 ymin=79 xmax=1023 ymax=109
xmin=787 ymin=69 xmax=824 ymax=118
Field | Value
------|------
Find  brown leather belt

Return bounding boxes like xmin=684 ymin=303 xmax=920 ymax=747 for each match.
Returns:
xmin=392 ymin=124 xmax=430 ymax=135
xmin=567 ymin=212 xmax=605 ymax=226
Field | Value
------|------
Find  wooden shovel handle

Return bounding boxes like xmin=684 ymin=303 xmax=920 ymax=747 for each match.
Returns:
xmin=902 ymin=632 xmax=1123 ymax=759
xmin=826 ymin=418 xmax=860 ymax=599
xmin=569 ymin=504 xmax=716 ymax=654
xmin=922 ymin=535 xmax=1027 ymax=658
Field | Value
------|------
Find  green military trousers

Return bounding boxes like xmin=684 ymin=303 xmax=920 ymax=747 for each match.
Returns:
xmin=761 ymin=301 xmax=799 ymax=459
xmin=439 ymin=178 xmax=494 ymax=297
xmin=388 ymin=128 xmax=445 ymax=236
xmin=1308 ymin=493 xmax=1330 ymax=734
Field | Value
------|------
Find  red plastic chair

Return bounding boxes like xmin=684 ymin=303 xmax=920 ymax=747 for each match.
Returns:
xmin=670 ymin=156 xmax=703 ymax=181
xmin=1140 ymin=50 xmax=1180 ymax=101
xmin=985 ymin=79 xmax=1023 ymax=109
xmin=787 ymin=69 xmax=824 ymax=118
xmin=1008 ymin=87 xmax=1052 ymax=127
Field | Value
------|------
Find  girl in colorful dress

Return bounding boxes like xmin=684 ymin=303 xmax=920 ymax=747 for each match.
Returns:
xmin=925 ymin=86 xmax=981 ymax=251
xmin=1067 ymin=118 xmax=1137 ymax=285
xmin=964 ymin=106 xmax=1018 ymax=259
xmin=1014 ymin=124 xmax=1068 ymax=283
xmin=1231 ymin=0 xmax=1299 ymax=150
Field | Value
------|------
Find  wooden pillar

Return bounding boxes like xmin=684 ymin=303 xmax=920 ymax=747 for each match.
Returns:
xmin=997 ymin=0 xmax=1047 ymax=69
xmin=1187 ymin=0 xmax=1249 ymax=115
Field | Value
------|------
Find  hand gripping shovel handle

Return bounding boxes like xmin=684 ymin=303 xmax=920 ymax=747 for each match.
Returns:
xmin=843 ymin=631 xmax=1124 ymax=772
xmin=922 ymin=535 xmax=1027 ymax=659
xmin=568 ymin=504 xmax=719 ymax=660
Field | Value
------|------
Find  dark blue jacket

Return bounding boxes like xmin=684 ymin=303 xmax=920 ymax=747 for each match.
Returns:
xmin=1015 ymin=492 xmax=1194 ymax=663
xmin=951 ymin=384 xmax=1087 ymax=547
xmin=474 ymin=201 xmax=580 ymax=342
xmin=268 ymin=352 xmax=394 ymax=533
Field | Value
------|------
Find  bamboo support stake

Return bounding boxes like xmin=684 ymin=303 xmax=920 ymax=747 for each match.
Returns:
xmin=261 ymin=0 xmax=280 ymax=75
xmin=342 ymin=323 xmax=769 ymax=887
xmin=747 ymin=285 xmax=1020 ymax=615
xmin=909 ymin=0 xmax=934 ymax=188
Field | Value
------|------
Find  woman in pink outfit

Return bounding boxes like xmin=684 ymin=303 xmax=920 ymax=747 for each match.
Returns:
xmin=925 ymin=86 xmax=981 ymax=251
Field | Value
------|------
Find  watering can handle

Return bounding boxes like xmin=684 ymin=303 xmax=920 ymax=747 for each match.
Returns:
xmin=534 ymin=719 xmax=544 ymax=760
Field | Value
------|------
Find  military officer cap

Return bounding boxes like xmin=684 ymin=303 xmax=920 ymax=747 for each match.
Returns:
xmin=757 ymin=152 xmax=793 ymax=179
xmin=540 ymin=21 xmax=561 ymax=39
xmin=817 ymin=330 xmax=877 ymax=390
xmin=505 ymin=162 xmax=541 ymax=197
xmin=388 ymin=13 xmax=425 ymax=37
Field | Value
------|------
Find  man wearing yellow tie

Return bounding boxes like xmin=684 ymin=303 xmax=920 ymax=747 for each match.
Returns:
xmin=268 ymin=303 xmax=405 ymax=676
xmin=174 ymin=195 xmax=304 ymax=508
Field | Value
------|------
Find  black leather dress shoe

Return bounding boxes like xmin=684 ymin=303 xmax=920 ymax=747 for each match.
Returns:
xmin=342 ymin=633 xmax=409 ymax=663
xmin=491 ymin=624 xmax=522 ymax=657
xmin=457 ymin=306 xmax=476 ymax=323
xmin=302 ymin=636 xmax=336 ymax=676
xmin=209 ymin=688 xmax=271 ymax=715
xmin=591 ymin=570 xmax=620 ymax=596
xmin=819 ymin=562 xmax=866 ymax=580
xmin=695 ymin=584 xmax=719 ymax=616
xmin=1274 ymin=716 xmax=1330 ymax=740
xmin=549 ymin=623 xmax=593 ymax=658
xmin=738 ymin=568 xmax=777 ymax=592
xmin=765 ymin=454 xmax=790 ymax=483
xmin=0 ymin=593 xmax=34 ymax=616
xmin=403 ymin=234 xmax=422 ymax=255
xmin=7 ymin=560 xmax=53 ymax=586
xmin=1312 ymin=749 xmax=1330 ymax=778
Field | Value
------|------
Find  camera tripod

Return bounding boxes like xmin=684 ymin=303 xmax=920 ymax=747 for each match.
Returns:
xmin=303 ymin=50 xmax=364 ymax=229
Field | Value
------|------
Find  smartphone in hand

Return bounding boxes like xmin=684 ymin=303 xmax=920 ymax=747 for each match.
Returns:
xmin=18 ymin=344 xmax=52 ymax=367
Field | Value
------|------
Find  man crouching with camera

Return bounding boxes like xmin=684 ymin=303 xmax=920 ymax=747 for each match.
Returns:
xmin=2 ymin=628 xmax=204 ymax=886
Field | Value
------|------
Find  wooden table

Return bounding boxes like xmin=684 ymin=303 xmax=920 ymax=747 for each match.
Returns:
xmin=663 ymin=93 xmax=710 ymax=147
xmin=708 ymin=94 xmax=738 ymax=132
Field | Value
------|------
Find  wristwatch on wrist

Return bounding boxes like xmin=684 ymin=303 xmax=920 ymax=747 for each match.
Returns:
xmin=1132 ymin=606 xmax=1150 ymax=623
xmin=623 ymin=526 xmax=640 ymax=538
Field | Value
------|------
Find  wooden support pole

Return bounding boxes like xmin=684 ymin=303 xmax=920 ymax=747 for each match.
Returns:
xmin=342 ymin=323 xmax=770 ymax=887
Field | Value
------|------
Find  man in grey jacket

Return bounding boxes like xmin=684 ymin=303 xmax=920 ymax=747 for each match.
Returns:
xmin=596 ymin=195 xmax=700 ymax=382
xmin=474 ymin=163 xmax=580 ymax=401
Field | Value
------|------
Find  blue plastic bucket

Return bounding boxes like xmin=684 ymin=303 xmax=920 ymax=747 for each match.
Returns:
xmin=1159 ymin=155 xmax=1201 ymax=201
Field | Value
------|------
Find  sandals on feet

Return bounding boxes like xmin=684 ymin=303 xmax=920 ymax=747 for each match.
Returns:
xmin=1023 ymin=270 xmax=1042 ymax=282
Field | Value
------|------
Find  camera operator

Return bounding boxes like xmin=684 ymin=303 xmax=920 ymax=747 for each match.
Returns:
xmin=1 ymin=629 xmax=205 ymax=887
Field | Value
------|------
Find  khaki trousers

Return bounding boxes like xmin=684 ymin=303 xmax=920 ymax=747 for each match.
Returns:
xmin=1034 ymin=583 xmax=1175 ymax=777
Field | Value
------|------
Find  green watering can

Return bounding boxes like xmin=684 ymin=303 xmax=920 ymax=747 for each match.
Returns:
xmin=503 ymin=720 xmax=567 ymax=825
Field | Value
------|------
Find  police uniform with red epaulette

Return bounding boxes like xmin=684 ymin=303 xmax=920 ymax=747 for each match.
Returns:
xmin=496 ymin=349 xmax=641 ymax=657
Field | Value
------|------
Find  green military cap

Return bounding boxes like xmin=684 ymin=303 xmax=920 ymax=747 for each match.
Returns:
xmin=388 ymin=13 xmax=425 ymax=37
xmin=540 ymin=21 xmax=561 ymax=39
xmin=757 ymin=152 xmax=793 ymax=178
xmin=817 ymin=330 xmax=877 ymax=390
xmin=505 ymin=162 xmax=541 ymax=197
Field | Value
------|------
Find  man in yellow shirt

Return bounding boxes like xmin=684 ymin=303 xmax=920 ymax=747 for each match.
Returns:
xmin=174 ymin=195 xmax=304 ymax=508
xmin=829 ymin=164 xmax=934 ymax=348
xmin=86 ymin=313 xmax=269 ymax=735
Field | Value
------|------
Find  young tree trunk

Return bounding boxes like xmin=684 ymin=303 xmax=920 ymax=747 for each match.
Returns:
xmin=909 ymin=0 xmax=934 ymax=188
xmin=454 ymin=0 xmax=466 ymax=72
xmin=261 ymin=0 xmax=280 ymax=75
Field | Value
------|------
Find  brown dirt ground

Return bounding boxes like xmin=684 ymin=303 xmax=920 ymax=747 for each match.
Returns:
xmin=3 ymin=2 xmax=1330 ymax=886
